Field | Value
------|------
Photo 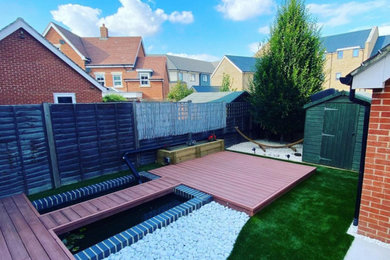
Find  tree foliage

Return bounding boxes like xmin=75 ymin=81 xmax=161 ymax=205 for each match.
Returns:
xmin=167 ymin=80 xmax=193 ymax=101
xmin=102 ymin=94 xmax=127 ymax=102
xmin=250 ymin=0 xmax=324 ymax=138
xmin=220 ymin=73 xmax=234 ymax=92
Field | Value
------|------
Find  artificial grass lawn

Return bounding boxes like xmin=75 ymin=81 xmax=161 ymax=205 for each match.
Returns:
xmin=228 ymin=164 xmax=358 ymax=260
xmin=28 ymin=163 xmax=162 ymax=201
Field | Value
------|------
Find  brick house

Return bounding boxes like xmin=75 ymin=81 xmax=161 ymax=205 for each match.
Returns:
xmin=43 ymin=22 xmax=169 ymax=101
xmin=343 ymin=43 xmax=390 ymax=243
xmin=0 ymin=18 xmax=106 ymax=105
xmin=211 ymin=55 xmax=258 ymax=91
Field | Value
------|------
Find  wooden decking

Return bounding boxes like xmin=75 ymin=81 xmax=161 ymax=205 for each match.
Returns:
xmin=0 ymin=151 xmax=316 ymax=259
xmin=0 ymin=177 xmax=180 ymax=260
xmin=40 ymin=177 xmax=180 ymax=234
xmin=0 ymin=194 xmax=73 ymax=260
xmin=151 ymin=151 xmax=316 ymax=215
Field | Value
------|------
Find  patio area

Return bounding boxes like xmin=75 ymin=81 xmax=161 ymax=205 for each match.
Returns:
xmin=151 ymin=151 xmax=316 ymax=215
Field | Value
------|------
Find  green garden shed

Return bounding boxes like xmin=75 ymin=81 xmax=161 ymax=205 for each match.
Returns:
xmin=302 ymin=91 xmax=371 ymax=171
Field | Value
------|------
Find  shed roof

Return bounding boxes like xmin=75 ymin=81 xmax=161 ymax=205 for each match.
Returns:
xmin=303 ymin=91 xmax=371 ymax=109
xmin=192 ymin=86 xmax=220 ymax=92
xmin=180 ymin=91 xmax=247 ymax=103
xmin=225 ymin=55 xmax=258 ymax=72
xmin=321 ymin=29 xmax=371 ymax=53
xmin=166 ymin=55 xmax=215 ymax=73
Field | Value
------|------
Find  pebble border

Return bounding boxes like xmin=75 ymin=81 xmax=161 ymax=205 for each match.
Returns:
xmin=32 ymin=175 xmax=135 ymax=212
xmin=74 ymin=185 xmax=213 ymax=260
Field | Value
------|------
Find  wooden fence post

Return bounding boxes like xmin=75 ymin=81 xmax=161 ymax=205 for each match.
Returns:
xmin=132 ymin=102 xmax=140 ymax=166
xmin=43 ymin=103 xmax=61 ymax=188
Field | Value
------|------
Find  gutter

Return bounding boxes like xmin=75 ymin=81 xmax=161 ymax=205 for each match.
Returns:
xmin=340 ymin=75 xmax=371 ymax=226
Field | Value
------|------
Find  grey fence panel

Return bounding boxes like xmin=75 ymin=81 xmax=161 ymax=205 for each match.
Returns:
xmin=0 ymin=105 xmax=52 ymax=197
xmin=136 ymin=102 xmax=227 ymax=140
xmin=0 ymin=101 xmax=251 ymax=198
xmin=50 ymin=103 xmax=135 ymax=185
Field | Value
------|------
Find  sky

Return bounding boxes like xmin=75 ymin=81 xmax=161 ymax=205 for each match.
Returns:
xmin=1 ymin=0 xmax=390 ymax=61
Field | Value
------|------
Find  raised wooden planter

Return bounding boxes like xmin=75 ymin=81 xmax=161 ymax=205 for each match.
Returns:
xmin=157 ymin=139 xmax=225 ymax=165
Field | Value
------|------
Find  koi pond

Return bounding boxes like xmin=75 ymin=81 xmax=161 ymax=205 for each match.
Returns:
xmin=60 ymin=193 xmax=189 ymax=253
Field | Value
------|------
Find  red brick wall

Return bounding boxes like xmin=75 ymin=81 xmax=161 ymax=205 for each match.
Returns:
xmin=358 ymin=79 xmax=390 ymax=243
xmin=126 ymin=81 xmax=165 ymax=101
xmin=0 ymin=29 xmax=102 ymax=105
xmin=45 ymin=28 xmax=86 ymax=69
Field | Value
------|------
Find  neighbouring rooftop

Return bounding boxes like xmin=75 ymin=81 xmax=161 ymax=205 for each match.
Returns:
xmin=225 ymin=55 xmax=258 ymax=72
xmin=321 ymin=29 xmax=371 ymax=53
xmin=166 ymin=55 xmax=216 ymax=74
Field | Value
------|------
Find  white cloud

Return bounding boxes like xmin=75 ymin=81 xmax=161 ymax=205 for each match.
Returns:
xmin=379 ymin=25 xmax=390 ymax=35
xmin=167 ymin=52 xmax=220 ymax=62
xmin=307 ymin=1 xmax=388 ymax=28
xmin=258 ymin=25 xmax=270 ymax=34
xmin=51 ymin=0 xmax=194 ymax=37
xmin=168 ymin=11 xmax=194 ymax=24
xmin=51 ymin=4 xmax=101 ymax=37
xmin=248 ymin=42 xmax=261 ymax=53
xmin=216 ymin=0 xmax=274 ymax=21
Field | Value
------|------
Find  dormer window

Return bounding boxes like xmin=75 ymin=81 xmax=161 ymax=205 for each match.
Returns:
xmin=136 ymin=69 xmax=153 ymax=87
xmin=140 ymin=73 xmax=150 ymax=87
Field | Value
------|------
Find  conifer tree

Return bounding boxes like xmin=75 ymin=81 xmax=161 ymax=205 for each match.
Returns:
xmin=250 ymin=0 xmax=324 ymax=138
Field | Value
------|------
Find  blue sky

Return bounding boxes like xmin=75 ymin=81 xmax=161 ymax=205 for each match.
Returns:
xmin=1 ymin=0 xmax=389 ymax=61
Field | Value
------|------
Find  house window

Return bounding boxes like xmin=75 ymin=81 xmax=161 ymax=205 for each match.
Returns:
xmin=95 ymin=73 xmax=105 ymax=86
xmin=190 ymin=74 xmax=196 ymax=82
xmin=336 ymin=72 xmax=341 ymax=80
xmin=140 ymin=73 xmax=150 ymax=87
xmin=337 ymin=51 xmax=343 ymax=59
xmin=202 ymin=75 xmax=208 ymax=82
xmin=112 ymin=73 xmax=123 ymax=88
xmin=178 ymin=72 xmax=183 ymax=81
xmin=53 ymin=93 xmax=76 ymax=104
xmin=353 ymin=48 xmax=359 ymax=57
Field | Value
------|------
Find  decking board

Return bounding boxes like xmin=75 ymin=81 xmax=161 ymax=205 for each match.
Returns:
xmin=0 ymin=194 xmax=73 ymax=260
xmin=43 ymin=178 xmax=180 ymax=235
xmin=151 ymin=151 xmax=316 ymax=215
xmin=1 ymin=151 xmax=316 ymax=259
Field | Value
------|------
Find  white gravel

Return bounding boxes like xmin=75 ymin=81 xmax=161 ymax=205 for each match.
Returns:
xmin=104 ymin=202 xmax=249 ymax=260
xmin=227 ymin=139 xmax=303 ymax=162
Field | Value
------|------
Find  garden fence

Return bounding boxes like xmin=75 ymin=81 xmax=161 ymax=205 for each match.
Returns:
xmin=136 ymin=102 xmax=226 ymax=140
xmin=0 ymin=102 xmax=251 ymax=198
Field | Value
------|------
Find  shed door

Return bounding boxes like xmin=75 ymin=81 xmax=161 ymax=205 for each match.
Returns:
xmin=320 ymin=103 xmax=358 ymax=169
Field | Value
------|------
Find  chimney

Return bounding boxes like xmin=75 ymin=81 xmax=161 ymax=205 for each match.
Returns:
xmin=100 ymin=24 xmax=108 ymax=39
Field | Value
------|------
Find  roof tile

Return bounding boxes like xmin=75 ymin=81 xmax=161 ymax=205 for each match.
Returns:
xmin=82 ymin=37 xmax=141 ymax=65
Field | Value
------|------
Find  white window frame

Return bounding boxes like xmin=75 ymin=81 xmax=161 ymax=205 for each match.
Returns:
xmin=53 ymin=93 xmax=76 ymax=104
xmin=140 ymin=73 xmax=150 ymax=87
xmin=337 ymin=51 xmax=343 ymax=59
xmin=202 ymin=74 xmax=208 ymax=82
xmin=178 ymin=72 xmax=183 ymax=81
xmin=111 ymin=72 xmax=123 ymax=88
xmin=352 ymin=48 xmax=359 ymax=57
xmin=335 ymin=72 xmax=342 ymax=80
xmin=190 ymin=73 xmax=196 ymax=82
xmin=95 ymin=72 xmax=105 ymax=86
